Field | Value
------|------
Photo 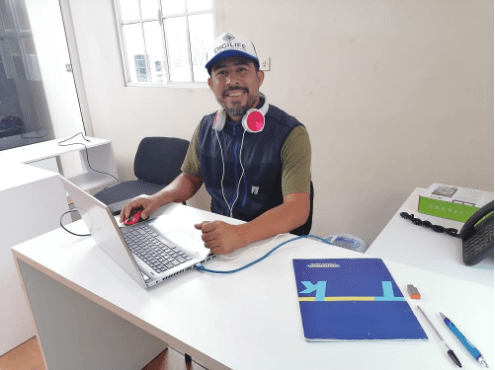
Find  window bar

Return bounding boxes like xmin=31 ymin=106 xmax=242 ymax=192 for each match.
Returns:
xmin=10 ymin=0 xmax=30 ymax=80
xmin=184 ymin=14 xmax=193 ymax=82
xmin=158 ymin=7 xmax=171 ymax=84
xmin=136 ymin=1 xmax=151 ymax=83
xmin=156 ymin=9 xmax=165 ymax=83
xmin=141 ymin=24 xmax=152 ymax=83
xmin=121 ymin=29 xmax=132 ymax=83
xmin=113 ymin=0 xmax=131 ymax=83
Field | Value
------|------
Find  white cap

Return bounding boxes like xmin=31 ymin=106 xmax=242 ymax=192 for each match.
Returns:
xmin=205 ymin=31 xmax=259 ymax=74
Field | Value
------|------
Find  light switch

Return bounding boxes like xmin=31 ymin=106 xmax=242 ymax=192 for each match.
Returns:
xmin=259 ymin=57 xmax=270 ymax=71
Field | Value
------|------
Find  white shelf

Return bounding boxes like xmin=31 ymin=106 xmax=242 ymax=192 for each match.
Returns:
xmin=68 ymin=171 xmax=117 ymax=195
xmin=0 ymin=136 xmax=111 ymax=164
xmin=1 ymin=135 xmax=119 ymax=195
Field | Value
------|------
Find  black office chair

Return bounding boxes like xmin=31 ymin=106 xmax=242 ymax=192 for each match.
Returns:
xmin=94 ymin=137 xmax=190 ymax=214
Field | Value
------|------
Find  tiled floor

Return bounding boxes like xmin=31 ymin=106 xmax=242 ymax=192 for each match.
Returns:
xmin=0 ymin=337 xmax=45 ymax=370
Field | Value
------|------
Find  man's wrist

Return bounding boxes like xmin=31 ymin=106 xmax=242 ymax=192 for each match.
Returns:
xmin=152 ymin=190 xmax=171 ymax=207
xmin=237 ymin=223 xmax=253 ymax=248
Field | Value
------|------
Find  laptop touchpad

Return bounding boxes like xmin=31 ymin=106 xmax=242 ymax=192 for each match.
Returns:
xmin=163 ymin=229 xmax=208 ymax=257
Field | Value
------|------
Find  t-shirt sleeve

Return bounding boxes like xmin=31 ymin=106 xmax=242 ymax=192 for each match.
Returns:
xmin=281 ymin=125 xmax=312 ymax=196
xmin=181 ymin=123 xmax=202 ymax=177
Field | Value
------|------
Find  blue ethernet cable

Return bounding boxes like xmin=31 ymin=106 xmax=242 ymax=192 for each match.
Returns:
xmin=194 ymin=234 xmax=332 ymax=274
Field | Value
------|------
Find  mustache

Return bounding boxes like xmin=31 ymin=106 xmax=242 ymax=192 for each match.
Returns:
xmin=222 ymin=86 xmax=249 ymax=97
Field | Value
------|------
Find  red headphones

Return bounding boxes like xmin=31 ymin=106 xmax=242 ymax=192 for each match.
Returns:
xmin=213 ymin=93 xmax=269 ymax=133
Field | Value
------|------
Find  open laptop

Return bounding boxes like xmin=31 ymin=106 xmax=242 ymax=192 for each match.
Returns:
xmin=60 ymin=176 xmax=214 ymax=289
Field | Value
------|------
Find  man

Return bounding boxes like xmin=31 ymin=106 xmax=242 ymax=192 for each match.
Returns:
xmin=121 ymin=31 xmax=312 ymax=255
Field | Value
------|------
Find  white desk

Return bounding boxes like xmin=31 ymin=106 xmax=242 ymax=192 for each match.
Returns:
xmin=367 ymin=188 xmax=493 ymax=287
xmin=12 ymin=203 xmax=493 ymax=370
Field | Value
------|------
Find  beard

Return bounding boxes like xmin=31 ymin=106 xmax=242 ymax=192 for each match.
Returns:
xmin=218 ymin=86 xmax=259 ymax=118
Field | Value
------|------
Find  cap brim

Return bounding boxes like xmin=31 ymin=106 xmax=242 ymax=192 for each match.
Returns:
xmin=205 ymin=50 xmax=259 ymax=72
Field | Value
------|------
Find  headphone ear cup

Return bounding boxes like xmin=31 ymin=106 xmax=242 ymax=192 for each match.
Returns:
xmin=242 ymin=109 xmax=265 ymax=133
xmin=213 ymin=110 xmax=226 ymax=131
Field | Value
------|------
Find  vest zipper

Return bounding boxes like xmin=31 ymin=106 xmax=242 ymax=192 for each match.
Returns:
xmin=239 ymin=126 xmax=248 ymax=208
xmin=227 ymin=123 xmax=240 ymax=216
xmin=242 ymin=163 xmax=248 ymax=207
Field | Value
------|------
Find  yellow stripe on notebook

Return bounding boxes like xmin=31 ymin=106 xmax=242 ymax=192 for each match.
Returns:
xmin=299 ymin=297 xmax=375 ymax=302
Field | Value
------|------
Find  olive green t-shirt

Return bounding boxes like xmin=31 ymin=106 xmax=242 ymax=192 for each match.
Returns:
xmin=181 ymin=124 xmax=311 ymax=197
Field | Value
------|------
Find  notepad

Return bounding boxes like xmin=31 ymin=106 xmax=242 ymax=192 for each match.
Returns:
xmin=292 ymin=258 xmax=428 ymax=341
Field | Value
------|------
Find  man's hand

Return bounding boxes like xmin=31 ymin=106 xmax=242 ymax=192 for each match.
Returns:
xmin=119 ymin=194 xmax=161 ymax=222
xmin=118 ymin=173 xmax=203 ymax=223
xmin=194 ymin=221 xmax=246 ymax=254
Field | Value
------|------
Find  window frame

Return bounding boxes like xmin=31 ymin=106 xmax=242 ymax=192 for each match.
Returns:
xmin=113 ymin=0 xmax=214 ymax=88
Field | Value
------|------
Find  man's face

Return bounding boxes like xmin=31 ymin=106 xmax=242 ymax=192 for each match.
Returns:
xmin=208 ymin=56 xmax=265 ymax=122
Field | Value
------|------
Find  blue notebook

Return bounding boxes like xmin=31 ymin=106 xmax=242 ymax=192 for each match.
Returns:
xmin=293 ymin=258 xmax=427 ymax=341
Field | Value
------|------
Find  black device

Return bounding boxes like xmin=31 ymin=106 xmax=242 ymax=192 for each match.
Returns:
xmin=460 ymin=200 xmax=494 ymax=266
xmin=401 ymin=200 xmax=494 ymax=266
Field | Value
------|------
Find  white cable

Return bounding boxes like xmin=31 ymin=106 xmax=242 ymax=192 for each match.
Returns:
xmin=229 ymin=129 xmax=247 ymax=217
xmin=215 ymin=129 xmax=230 ymax=216
xmin=216 ymin=126 xmax=247 ymax=218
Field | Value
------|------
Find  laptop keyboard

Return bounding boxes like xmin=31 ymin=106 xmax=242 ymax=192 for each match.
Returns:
xmin=121 ymin=225 xmax=193 ymax=273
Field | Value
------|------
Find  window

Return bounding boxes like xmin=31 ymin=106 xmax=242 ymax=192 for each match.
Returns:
xmin=114 ymin=0 xmax=214 ymax=85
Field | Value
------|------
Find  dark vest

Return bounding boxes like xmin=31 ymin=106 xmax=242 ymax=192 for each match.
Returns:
xmin=198 ymin=98 xmax=310 ymax=234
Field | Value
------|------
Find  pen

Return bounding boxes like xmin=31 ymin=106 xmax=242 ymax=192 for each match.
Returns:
xmin=440 ymin=313 xmax=489 ymax=368
xmin=417 ymin=306 xmax=462 ymax=368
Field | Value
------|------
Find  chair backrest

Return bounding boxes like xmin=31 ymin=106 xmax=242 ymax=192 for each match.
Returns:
xmin=134 ymin=137 xmax=190 ymax=185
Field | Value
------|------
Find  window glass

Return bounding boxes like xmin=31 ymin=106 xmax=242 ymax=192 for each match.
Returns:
xmin=119 ymin=0 xmax=141 ymax=21
xmin=0 ymin=1 xmax=15 ymax=30
xmin=123 ymin=24 xmax=148 ymax=82
xmin=186 ymin=0 xmax=212 ymax=12
xmin=116 ymin=0 xmax=213 ymax=84
xmin=188 ymin=13 xmax=212 ymax=82
xmin=8 ymin=38 xmax=21 ymax=55
xmin=140 ymin=0 xmax=158 ymax=19
xmin=160 ymin=0 xmax=185 ymax=16
xmin=143 ymin=21 xmax=165 ymax=83
xmin=12 ymin=1 xmax=30 ymax=32
xmin=165 ymin=17 xmax=190 ymax=82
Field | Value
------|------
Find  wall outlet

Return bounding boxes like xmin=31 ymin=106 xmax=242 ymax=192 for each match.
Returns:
xmin=259 ymin=57 xmax=270 ymax=71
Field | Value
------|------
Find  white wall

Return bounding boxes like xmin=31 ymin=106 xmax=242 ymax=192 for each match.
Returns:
xmin=67 ymin=0 xmax=493 ymax=245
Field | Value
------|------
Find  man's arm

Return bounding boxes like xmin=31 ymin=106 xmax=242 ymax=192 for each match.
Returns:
xmin=121 ymin=124 xmax=203 ymax=222
xmin=196 ymin=192 xmax=310 ymax=254
xmin=120 ymin=173 xmax=203 ymax=222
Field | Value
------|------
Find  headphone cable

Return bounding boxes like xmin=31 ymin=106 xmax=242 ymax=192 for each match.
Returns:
xmin=215 ymin=128 xmax=231 ymax=216
xmin=229 ymin=129 xmax=247 ymax=217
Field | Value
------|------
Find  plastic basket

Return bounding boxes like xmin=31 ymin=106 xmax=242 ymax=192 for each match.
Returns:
xmin=325 ymin=234 xmax=368 ymax=253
